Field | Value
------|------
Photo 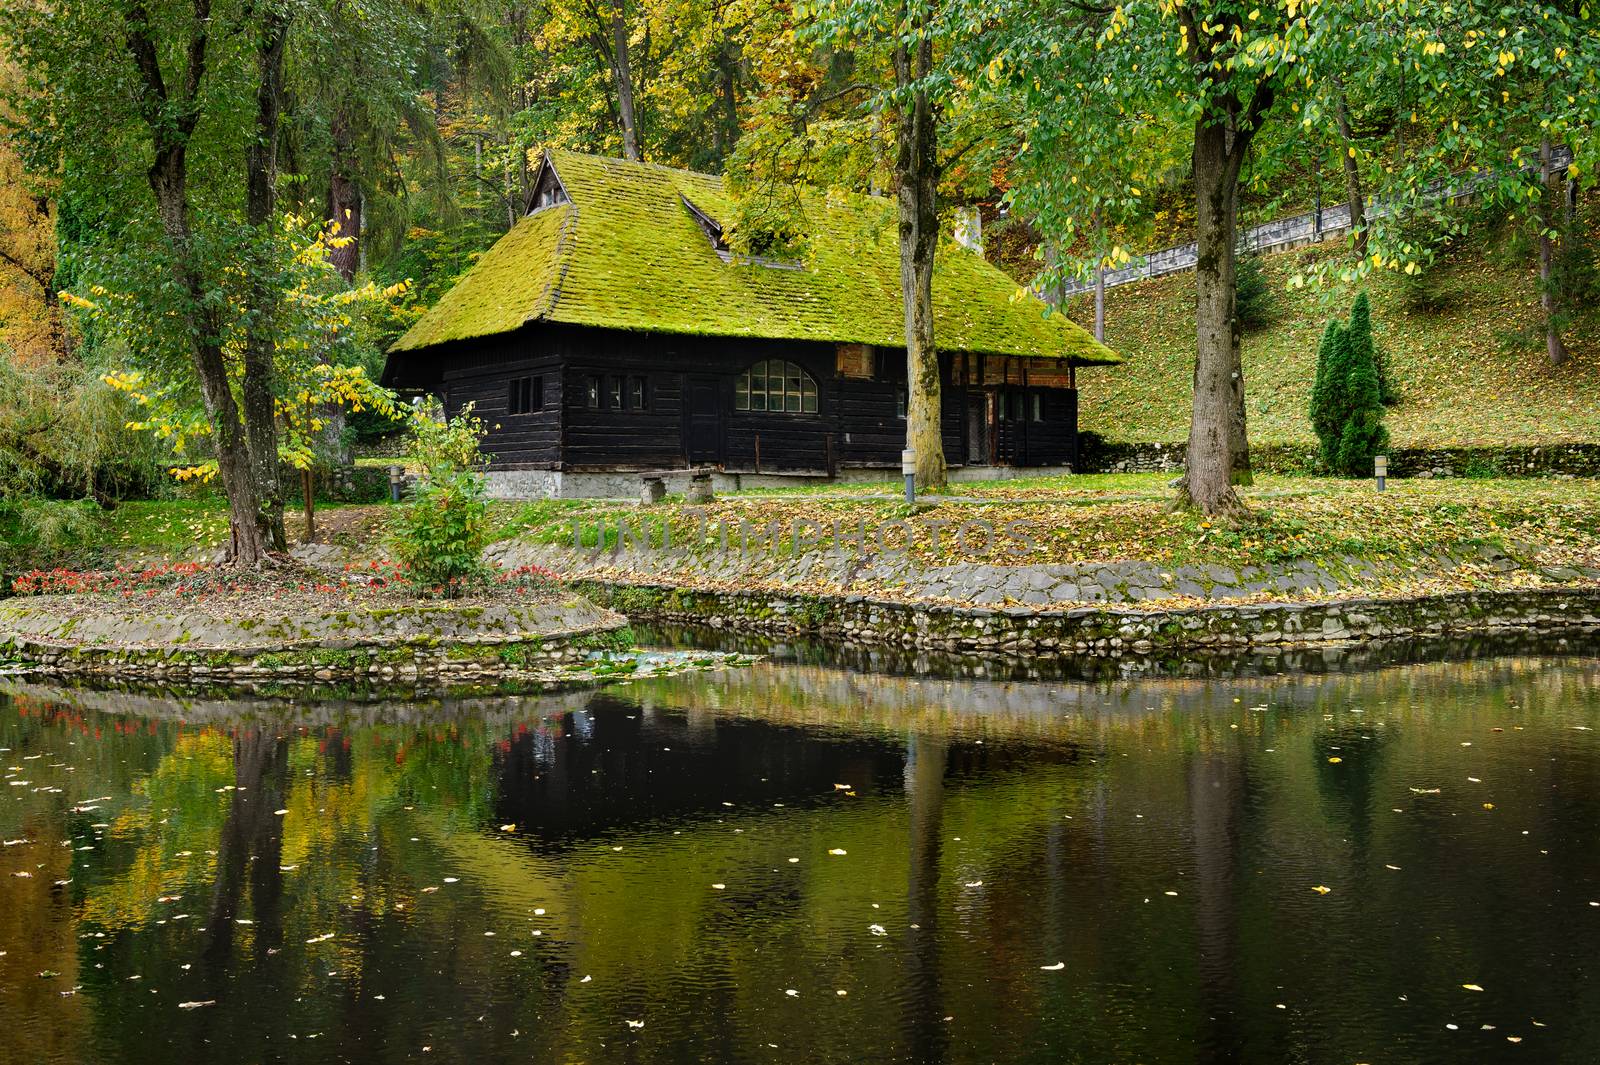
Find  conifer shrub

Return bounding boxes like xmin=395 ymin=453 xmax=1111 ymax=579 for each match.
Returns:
xmin=1308 ymin=294 xmax=1390 ymax=477
xmin=1345 ymin=292 xmax=1397 ymax=405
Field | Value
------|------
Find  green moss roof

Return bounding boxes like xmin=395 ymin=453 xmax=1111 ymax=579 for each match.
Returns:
xmin=390 ymin=150 xmax=1121 ymax=365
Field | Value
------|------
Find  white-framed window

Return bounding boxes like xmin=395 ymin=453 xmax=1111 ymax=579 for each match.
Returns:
xmin=734 ymin=359 xmax=818 ymax=414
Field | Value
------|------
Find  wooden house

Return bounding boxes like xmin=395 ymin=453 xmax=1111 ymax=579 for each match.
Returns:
xmin=382 ymin=150 xmax=1121 ymax=496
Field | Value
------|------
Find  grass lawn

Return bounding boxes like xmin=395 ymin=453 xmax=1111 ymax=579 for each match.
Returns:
xmin=492 ymin=473 xmax=1600 ymax=575
xmin=1071 ymin=227 xmax=1600 ymax=448
xmin=18 ymin=475 xmax=1596 ymax=590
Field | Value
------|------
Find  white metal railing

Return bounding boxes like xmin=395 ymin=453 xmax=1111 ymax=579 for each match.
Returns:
xmin=1057 ymin=145 xmax=1573 ymax=296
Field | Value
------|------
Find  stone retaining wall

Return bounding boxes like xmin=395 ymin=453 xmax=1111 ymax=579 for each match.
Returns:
xmin=0 ymin=597 xmax=634 ymax=682
xmin=1080 ymin=439 xmax=1600 ymax=478
xmin=579 ymin=581 xmax=1600 ymax=659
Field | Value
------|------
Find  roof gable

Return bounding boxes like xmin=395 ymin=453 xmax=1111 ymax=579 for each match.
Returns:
xmin=390 ymin=150 xmax=1121 ymax=366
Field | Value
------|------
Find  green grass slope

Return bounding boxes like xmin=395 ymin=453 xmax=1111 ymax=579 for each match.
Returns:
xmin=1073 ymin=239 xmax=1600 ymax=447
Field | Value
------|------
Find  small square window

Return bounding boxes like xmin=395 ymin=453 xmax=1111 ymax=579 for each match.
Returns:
xmin=508 ymin=375 xmax=540 ymax=415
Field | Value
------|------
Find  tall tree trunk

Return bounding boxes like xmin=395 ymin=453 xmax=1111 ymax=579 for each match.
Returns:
xmin=1333 ymin=82 xmax=1368 ymax=259
xmin=242 ymin=7 xmax=290 ymax=553
xmin=893 ymin=31 xmax=946 ymax=490
xmin=1178 ymin=118 xmax=1251 ymax=516
xmin=611 ymin=4 xmax=641 ymax=161
xmin=127 ymin=2 xmax=273 ymax=566
xmin=327 ymin=110 xmax=362 ymax=281
xmin=1538 ymin=137 xmax=1569 ymax=367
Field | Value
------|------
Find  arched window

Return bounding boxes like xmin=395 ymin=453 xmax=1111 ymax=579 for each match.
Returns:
xmin=735 ymin=360 xmax=818 ymax=414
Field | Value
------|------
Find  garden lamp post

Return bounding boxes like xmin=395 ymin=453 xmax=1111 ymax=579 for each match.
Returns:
xmin=902 ymin=449 xmax=917 ymax=506
xmin=388 ymin=464 xmax=405 ymax=503
xmin=1374 ymin=454 xmax=1387 ymax=493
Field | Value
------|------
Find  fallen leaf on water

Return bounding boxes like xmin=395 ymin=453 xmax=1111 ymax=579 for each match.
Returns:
xmin=499 ymin=824 xmax=516 ymax=832
xmin=1483 ymin=803 xmax=1495 ymax=810
xmin=1328 ymin=757 xmax=1343 ymax=764
xmin=1463 ymin=984 xmax=1485 ymax=992
xmin=178 ymin=1001 xmax=217 ymax=1010
xmin=868 ymin=924 xmax=887 ymax=936
xmin=626 ymin=1020 xmax=644 ymax=1029
xmin=1040 ymin=962 xmax=1065 ymax=971
xmin=1410 ymin=787 xmax=1442 ymax=795
xmin=1312 ymin=885 xmax=1332 ymax=895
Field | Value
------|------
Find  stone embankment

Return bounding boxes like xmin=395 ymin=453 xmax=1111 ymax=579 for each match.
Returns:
xmin=491 ymin=539 xmax=1600 ymax=658
xmin=0 ymin=596 xmax=637 ymax=683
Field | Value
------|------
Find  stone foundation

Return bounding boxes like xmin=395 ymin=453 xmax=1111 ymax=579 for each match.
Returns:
xmin=485 ymin=464 xmax=1077 ymax=500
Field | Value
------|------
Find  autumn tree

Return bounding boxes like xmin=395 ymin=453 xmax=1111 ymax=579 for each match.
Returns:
xmin=0 ymin=57 xmax=63 ymax=364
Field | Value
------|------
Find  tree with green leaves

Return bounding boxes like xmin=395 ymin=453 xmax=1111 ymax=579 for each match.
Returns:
xmin=734 ymin=0 xmax=1002 ymax=489
xmin=959 ymin=1 xmax=1331 ymax=515
xmin=3 ymin=0 xmax=307 ymax=563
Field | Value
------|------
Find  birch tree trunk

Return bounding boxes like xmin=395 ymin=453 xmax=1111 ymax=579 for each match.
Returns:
xmin=893 ymin=28 xmax=946 ymax=490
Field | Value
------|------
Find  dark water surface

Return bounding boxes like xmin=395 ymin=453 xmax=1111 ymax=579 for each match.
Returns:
xmin=3 ymin=644 xmax=1600 ymax=1064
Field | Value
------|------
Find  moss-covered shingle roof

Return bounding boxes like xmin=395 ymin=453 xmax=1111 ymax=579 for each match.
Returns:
xmin=390 ymin=150 xmax=1121 ymax=365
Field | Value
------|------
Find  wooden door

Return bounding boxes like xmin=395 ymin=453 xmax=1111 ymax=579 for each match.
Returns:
xmin=966 ymin=389 xmax=992 ymax=465
xmin=684 ymin=374 xmax=724 ymax=466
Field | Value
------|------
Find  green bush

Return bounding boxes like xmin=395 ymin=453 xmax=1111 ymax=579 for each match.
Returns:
xmin=390 ymin=406 xmax=491 ymax=594
xmin=1235 ymin=251 xmax=1272 ymax=331
xmin=1308 ymin=293 xmax=1390 ymax=477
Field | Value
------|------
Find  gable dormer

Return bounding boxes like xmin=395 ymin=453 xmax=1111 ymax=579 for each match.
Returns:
xmin=526 ymin=155 xmax=571 ymax=215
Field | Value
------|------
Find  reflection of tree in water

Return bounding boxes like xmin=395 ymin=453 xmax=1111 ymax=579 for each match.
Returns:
xmin=904 ymin=734 xmax=949 ymax=1065
xmin=1187 ymin=749 xmax=1254 ymax=1064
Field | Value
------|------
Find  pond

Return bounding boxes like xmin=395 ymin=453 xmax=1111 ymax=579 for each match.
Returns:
xmin=2 ymin=639 xmax=1599 ymax=1064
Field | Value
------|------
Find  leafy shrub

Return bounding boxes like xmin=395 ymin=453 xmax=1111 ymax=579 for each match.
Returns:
xmin=1308 ymin=294 xmax=1390 ymax=477
xmin=1235 ymin=251 xmax=1272 ymax=330
xmin=390 ymin=406 xmax=491 ymax=594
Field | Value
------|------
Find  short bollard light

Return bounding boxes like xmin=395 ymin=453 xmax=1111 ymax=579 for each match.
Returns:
xmin=388 ymin=464 xmax=405 ymax=503
xmin=902 ymin=448 xmax=917 ymax=506
xmin=1374 ymin=454 xmax=1387 ymax=493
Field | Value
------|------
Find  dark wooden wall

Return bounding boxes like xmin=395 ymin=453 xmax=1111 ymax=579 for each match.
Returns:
xmin=393 ymin=322 xmax=1075 ymax=473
